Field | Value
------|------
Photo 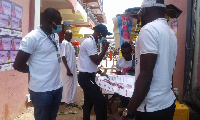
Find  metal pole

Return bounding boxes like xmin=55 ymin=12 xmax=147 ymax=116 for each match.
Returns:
xmin=192 ymin=0 xmax=199 ymax=88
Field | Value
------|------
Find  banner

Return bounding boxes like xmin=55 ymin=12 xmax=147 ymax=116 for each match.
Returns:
xmin=0 ymin=0 xmax=22 ymax=72
xmin=118 ymin=15 xmax=133 ymax=46
xmin=113 ymin=15 xmax=137 ymax=49
xmin=95 ymin=75 xmax=135 ymax=97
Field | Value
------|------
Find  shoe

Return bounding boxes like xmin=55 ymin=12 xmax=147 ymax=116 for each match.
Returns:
xmin=66 ymin=103 xmax=78 ymax=107
xmin=60 ymin=102 xmax=65 ymax=105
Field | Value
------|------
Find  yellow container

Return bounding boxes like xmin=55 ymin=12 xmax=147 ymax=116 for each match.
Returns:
xmin=118 ymin=50 xmax=122 ymax=58
xmin=173 ymin=101 xmax=189 ymax=120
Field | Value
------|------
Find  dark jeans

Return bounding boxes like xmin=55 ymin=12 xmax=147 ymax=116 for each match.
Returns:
xmin=135 ymin=101 xmax=175 ymax=120
xmin=29 ymin=87 xmax=63 ymax=120
xmin=78 ymin=72 xmax=107 ymax=120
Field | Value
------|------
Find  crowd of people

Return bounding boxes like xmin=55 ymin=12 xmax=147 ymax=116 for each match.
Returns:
xmin=13 ymin=0 xmax=177 ymax=120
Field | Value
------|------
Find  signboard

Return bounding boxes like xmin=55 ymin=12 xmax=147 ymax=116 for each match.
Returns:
xmin=0 ymin=0 xmax=22 ymax=72
xmin=96 ymin=75 xmax=135 ymax=97
xmin=117 ymin=15 xmax=133 ymax=46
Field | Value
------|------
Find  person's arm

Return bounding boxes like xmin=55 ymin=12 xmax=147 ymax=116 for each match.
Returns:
xmin=13 ymin=50 xmax=30 ymax=73
xmin=14 ymin=34 xmax=36 ymax=73
xmin=89 ymin=41 xmax=109 ymax=65
xmin=127 ymin=53 xmax=157 ymax=114
xmin=62 ymin=56 xmax=73 ymax=76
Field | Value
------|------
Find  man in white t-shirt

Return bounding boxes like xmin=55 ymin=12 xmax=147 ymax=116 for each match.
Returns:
xmin=77 ymin=24 xmax=111 ymax=120
xmin=116 ymin=42 xmax=134 ymax=110
xmin=120 ymin=0 xmax=177 ymax=120
xmin=60 ymin=30 xmax=78 ymax=107
xmin=14 ymin=8 xmax=63 ymax=120
xmin=116 ymin=43 xmax=134 ymax=75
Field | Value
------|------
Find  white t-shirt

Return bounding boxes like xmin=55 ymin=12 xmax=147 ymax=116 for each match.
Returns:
xmin=135 ymin=18 xmax=177 ymax=112
xmin=116 ymin=57 xmax=132 ymax=75
xmin=19 ymin=26 xmax=62 ymax=92
xmin=77 ymin=36 xmax=98 ymax=73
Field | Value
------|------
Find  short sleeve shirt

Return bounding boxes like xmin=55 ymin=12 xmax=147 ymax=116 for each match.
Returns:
xmin=116 ymin=57 xmax=132 ymax=75
xmin=19 ymin=26 xmax=62 ymax=92
xmin=135 ymin=18 xmax=177 ymax=112
xmin=77 ymin=36 xmax=98 ymax=73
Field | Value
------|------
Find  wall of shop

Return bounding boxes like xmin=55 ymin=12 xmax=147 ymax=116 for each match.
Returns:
xmin=166 ymin=0 xmax=187 ymax=101
xmin=0 ymin=0 xmax=34 ymax=119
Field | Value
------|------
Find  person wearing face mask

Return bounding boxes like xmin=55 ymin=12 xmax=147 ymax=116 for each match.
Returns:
xmin=77 ymin=24 xmax=111 ymax=120
xmin=14 ymin=8 xmax=63 ymax=120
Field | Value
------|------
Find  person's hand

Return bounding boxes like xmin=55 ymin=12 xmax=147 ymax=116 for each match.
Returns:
xmin=101 ymin=72 xmax=109 ymax=78
xmin=67 ymin=70 xmax=73 ymax=76
xmin=102 ymin=40 xmax=109 ymax=50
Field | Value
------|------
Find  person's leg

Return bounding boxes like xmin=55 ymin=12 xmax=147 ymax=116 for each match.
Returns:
xmin=71 ymin=76 xmax=78 ymax=105
xmin=78 ymin=73 xmax=93 ymax=120
xmin=66 ymin=77 xmax=74 ymax=105
xmin=67 ymin=77 xmax=78 ymax=106
xmin=29 ymin=90 xmax=52 ymax=120
xmin=85 ymin=73 xmax=107 ymax=120
xmin=83 ymin=90 xmax=93 ymax=120
xmin=81 ymin=80 xmax=107 ymax=120
xmin=92 ymin=86 xmax=107 ymax=120
xmin=78 ymin=72 xmax=107 ymax=120
xmin=50 ymin=87 xmax=63 ymax=120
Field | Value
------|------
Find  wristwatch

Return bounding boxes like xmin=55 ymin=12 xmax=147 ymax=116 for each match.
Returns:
xmin=123 ymin=108 xmax=128 ymax=116
xmin=123 ymin=108 xmax=135 ymax=119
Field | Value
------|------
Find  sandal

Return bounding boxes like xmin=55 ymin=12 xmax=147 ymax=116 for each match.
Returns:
xmin=70 ymin=103 xmax=79 ymax=107
xmin=66 ymin=103 xmax=78 ymax=107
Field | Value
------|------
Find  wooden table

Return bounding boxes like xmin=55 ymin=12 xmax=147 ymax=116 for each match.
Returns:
xmin=102 ymin=89 xmax=117 ymax=114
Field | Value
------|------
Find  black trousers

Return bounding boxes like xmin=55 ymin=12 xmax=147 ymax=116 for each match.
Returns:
xmin=78 ymin=72 xmax=107 ymax=120
xmin=135 ymin=101 xmax=176 ymax=120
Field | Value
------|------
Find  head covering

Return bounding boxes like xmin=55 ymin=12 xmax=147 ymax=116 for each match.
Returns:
xmin=141 ymin=0 xmax=166 ymax=8
xmin=138 ymin=0 xmax=166 ymax=15
xmin=93 ymin=24 xmax=112 ymax=35
xmin=166 ymin=4 xmax=182 ymax=18
xmin=125 ymin=7 xmax=141 ymax=14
